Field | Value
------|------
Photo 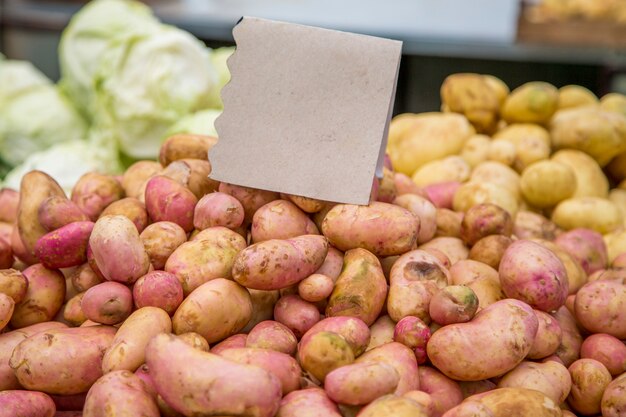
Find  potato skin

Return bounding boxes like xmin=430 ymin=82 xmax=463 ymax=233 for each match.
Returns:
xmin=82 ymin=282 xmax=132 ymax=325
xmin=552 ymin=306 xmax=583 ymax=367
xmin=0 ymin=268 xmax=28 ymax=303
xmin=194 ymin=191 xmax=245 ymax=230
xmin=232 ymin=235 xmax=328 ymax=291
xmin=246 ymin=320 xmax=298 ymax=355
xmin=460 ymin=204 xmax=513 ymax=246
xmin=35 ymin=221 xmax=94 ymax=269
xmin=552 ymin=149 xmax=609 ymax=198
xmin=277 ymin=388 xmax=342 ymax=417
xmin=601 ymin=372 xmax=626 ymax=417
xmin=274 ymin=295 xmax=320 ymax=338
xmin=552 ymin=197 xmax=623 ymax=234
xmin=159 ymin=133 xmax=216 ymax=166
xmin=132 ymin=271 xmax=183 ymax=315
xmin=574 ymin=280 xmax=626 ymax=339
xmin=70 ymin=264 xmax=102 ymax=293
xmin=326 ymin=248 xmax=387 ymax=326
xmin=146 ymin=333 xmax=281 ymax=417
xmin=502 ymin=81 xmax=558 ymax=124
xmin=394 ymin=193 xmax=436 ymax=243
xmin=497 ymin=360 xmax=571 ymax=404
xmin=89 ymin=215 xmax=150 ymax=284
xmin=38 ymin=196 xmax=89 ymax=232
xmin=144 ymin=175 xmax=197 ymax=232
xmin=301 ymin=316 xmax=371 ymax=358
xmin=580 ymin=333 xmax=626 ymax=376
xmin=418 ymin=366 xmax=463 ymax=417
xmin=11 ymin=264 xmax=66 ymax=328
xmin=173 ymin=278 xmax=252 ymax=344
xmin=442 ymin=401 xmax=494 ymax=417
xmin=325 ymin=362 xmax=399 ymax=405
xmin=427 ymin=299 xmax=539 ymax=381
xmin=555 ymin=228 xmax=608 ymax=275
xmin=83 ymin=370 xmax=159 ymax=417
xmin=429 ymin=285 xmax=478 ymax=325
xmin=139 ymin=221 xmax=187 ymax=270
xmin=321 ymin=202 xmax=418 ymax=256
xmin=10 ymin=326 xmax=116 ymax=395
xmin=252 ymin=199 xmax=319 ymax=242
xmin=219 ymin=183 xmax=280 ymax=224
xmin=528 ymin=310 xmax=562 ymax=359
xmin=356 ymin=342 xmax=419 ymax=394
xmin=567 ymin=359 xmax=612 ymax=415
xmin=358 ymin=394 xmax=429 ymax=417
xmin=468 ymin=387 xmax=562 ymax=417
xmin=468 ymin=235 xmax=512 ymax=270
xmin=71 ymin=173 xmax=124 ymax=221
xmin=453 ymin=182 xmax=518 ymax=218
xmin=0 ymin=390 xmax=56 ymax=417
xmin=99 ymin=197 xmax=148 ymax=233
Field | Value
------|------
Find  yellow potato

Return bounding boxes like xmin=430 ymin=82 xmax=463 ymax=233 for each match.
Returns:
xmin=609 ymin=189 xmax=626 ymax=225
xmin=600 ymin=92 xmax=626 ymax=117
xmin=552 ymin=197 xmax=623 ymax=234
xmin=493 ymin=124 xmax=551 ymax=173
xmin=551 ymin=149 xmax=609 ymax=198
xmin=487 ymin=140 xmax=516 ymax=167
xmin=501 ymin=82 xmax=559 ymax=124
xmin=557 ymin=85 xmax=598 ymax=110
xmin=470 ymin=161 xmax=521 ymax=200
xmin=603 ymin=228 xmax=626 ymax=263
xmin=411 ymin=156 xmax=471 ymax=187
xmin=469 ymin=387 xmax=562 ymax=417
xmin=607 ymin=151 xmax=626 ymax=181
xmin=497 ymin=361 xmax=571 ymax=404
xmin=461 ymin=134 xmax=491 ymax=168
xmin=484 ymin=75 xmax=510 ymax=105
xmin=520 ymin=160 xmax=576 ymax=208
xmin=453 ymin=182 xmax=518 ymax=217
xmin=386 ymin=112 xmax=474 ymax=176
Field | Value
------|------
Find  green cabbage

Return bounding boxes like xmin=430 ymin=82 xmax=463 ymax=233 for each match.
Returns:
xmin=0 ymin=58 xmax=51 ymax=105
xmin=165 ymin=108 xmax=222 ymax=138
xmin=205 ymin=47 xmax=235 ymax=109
xmin=58 ymin=0 xmax=160 ymax=119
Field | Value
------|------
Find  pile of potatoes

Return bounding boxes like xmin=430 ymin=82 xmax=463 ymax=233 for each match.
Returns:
xmin=2 ymin=75 xmax=626 ymax=417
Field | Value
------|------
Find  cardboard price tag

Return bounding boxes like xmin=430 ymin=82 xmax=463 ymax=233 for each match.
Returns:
xmin=209 ymin=17 xmax=402 ymax=205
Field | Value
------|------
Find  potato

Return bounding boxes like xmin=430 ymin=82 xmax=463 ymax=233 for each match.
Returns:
xmin=322 ymin=202 xmax=417 ymax=256
xmin=393 ymin=172 xmax=425 ymax=196
xmin=453 ymin=182 xmax=518 ymax=218
xmin=138 ymin=222 xmax=186 ymax=270
xmin=283 ymin=194 xmax=327 ymax=214
xmin=239 ymin=288 xmax=278 ymax=333
xmin=277 ymin=388 xmax=342 ymax=417
xmin=297 ymin=273 xmax=334 ymax=302
xmin=520 ymin=160 xmax=577 ymax=208
xmin=10 ymin=325 xmax=115 ymax=394
xmin=534 ymin=239 xmax=588 ymax=295
xmin=233 ymin=235 xmax=327 ymax=291
xmin=498 ymin=360 xmax=571 ymax=404
xmin=159 ymin=133 xmax=216 ymax=166
xmin=0 ymin=292 xmax=14 ymax=330
xmin=430 ymin=285 xmax=478 ymax=326
xmin=358 ymin=394 xmax=429 ymax=417
xmin=440 ymin=73 xmax=503 ymax=133
xmin=219 ymin=183 xmax=280 ymax=224
xmin=580 ymin=334 xmax=626 ymax=376
xmin=600 ymin=92 xmax=626 ymax=116
xmin=493 ymin=124 xmax=551 ymax=173
xmin=83 ymin=370 xmax=158 ymax=417
xmin=468 ymin=387 xmax=562 ymax=417
xmin=11 ymin=264 xmax=65 ymax=328
xmin=63 ymin=292 xmax=87 ymax=326
xmin=99 ymin=197 xmax=148 ymax=233
xmin=144 ymin=175 xmax=197 ymax=232
xmin=274 ymin=294 xmax=320 ymax=338
xmin=147 ymin=333 xmax=281 ymax=417
xmin=558 ymin=85 xmax=597 ymax=109
xmin=17 ymin=171 xmax=66 ymax=260
xmin=552 ymin=149 xmax=609 ymax=198
xmin=442 ymin=401 xmax=494 ymax=417
xmin=0 ymin=188 xmax=19 ymax=223
xmin=297 ymin=330 xmax=355 ymax=383
xmin=193 ymin=192 xmax=244 ymax=231
xmin=460 ymin=204 xmax=512 ymax=246
xmin=528 ymin=310 xmax=562 ymax=359
xmin=218 ymin=347 xmax=301 ymax=395
xmin=356 ymin=342 xmax=419 ymax=394
xmin=161 ymin=158 xmax=219 ymax=200
xmin=419 ymin=237 xmax=469 ymax=265
xmin=386 ymin=112 xmax=474 ymax=176
xmin=367 ymin=315 xmax=395 ymax=351
xmin=499 ymin=240 xmax=568 ymax=312
xmin=427 ymin=299 xmax=539 ymax=381
xmin=411 ymin=156 xmax=471 ymax=187
xmin=403 ymin=391 xmax=436 ymax=416
xmin=0 ymin=390 xmax=56 ymax=417
xmin=513 ymin=210 xmax=559 ymax=240
xmin=246 ymin=320 xmax=298 ymax=355
xmin=387 ymin=249 xmax=450 ymax=322
xmin=251 ymin=200 xmax=318 ymax=243
xmin=424 ymin=181 xmax=461 ymax=210
xmin=173 ymin=278 xmax=252 ymax=344
xmin=0 ymin=234 xmax=12 ymax=269
xmin=376 ymin=166 xmax=398 ymax=203
xmin=468 ymin=235 xmax=512 ymax=270
xmin=302 ymin=316 xmax=371 ymax=358
xmin=324 ymin=362 xmax=399 ymax=405
xmin=82 ymin=281 xmax=132 ymax=325
xmin=575 ymin=280 xmax=626 ymax=339
xmin=34 ymin=221 xmax=94 ymax=269
xmin=71 ymin=173 xmax=124 ymax=221
xmin=175 ymin=332 xmax=209 ymax=352
xmin=450 ymin=259 xmax=504 ymax=310
xmin=555 ymin=228 xmax=608 ymax=275
xmin=552 ymin=306 xmax=583 ymax=367
xmin=89 ymin=215 xmax=150 ymax=284
xmin=393 ymin=316 xmax=431 ymax=363
xmin=394 ymin=194 xmax=436 ymax=243
xmin=501 ymin=81 xmax=558 ymax=124
xmin=38 ymin=196 xmax=89 ymax=232
xmin=601 ymin=371 xmax=626 ymax=417
xmin=12 ymin=225 xmax=37 ymax=265
xmin=121 ymin=161 xmax=162 ymax=200
xmin=436 ymin=208 xmax=463 ymax=238
xmin=461 ymin=134 xmax=491 ymax=168
xmin=567 ymin=358 xmax=612 ymax=415
xmin=418 ymin=366 xmax=464 ymax=416
xmin=69 ymin=264 xmax=102 ymax=293
xmin=458 ymin=380 xmax=497 ymax=399
xmin=487 ymin=139 xmax=516 ymax=166
xmin=0 ymin=268 xmax=28 ymax=303
xmin=132 ymin=271 xmax=183 ymax=315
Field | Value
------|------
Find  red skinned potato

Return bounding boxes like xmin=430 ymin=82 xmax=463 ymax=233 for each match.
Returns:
xmin=298 ymin=331 xmax=354 ymax=382
xmin=89 ymin=215 xmax=150 ymax=284
xmin=314 ymin=246 xmax=344 ymax=281
xmin=376 ymin=166 xmax=397 ymax=203
xmin=173 ymin=278 xmax=252 ymax=344
xmin=146 ymin=333 xmax=281 ymax=417
xmin=298 ymin=273 xmax=334 ymax=302
xmin=394 ymin=194 xmax=436 ymax=244
xmin=9 ymin=326 xmax=116 ymax=395
xmin=252 ymin=199 xmax=319 ymax=242
xmin=246 ymin=320 xmax=298 ymax=355
xmin=460 ymin=204 xmax=513 ymax=246
xmin=63 ymin=292 xmax=87 ymax=326
xmin=0 ymin=235 xmax=13 ymax=269
xmin=210 ymin=333 xmax=247 ymax=355
xmin=555 ymin=228 xmax=608 ymax=275
xmin=165 ymin=227 xmax=246 ymax=295
xmin=71 ymin=172 xmax=124 ymax=221
xmin=144 ymin=175 xmax=197 ymax=232
xmin=429 ymin=285 xmax=479 ymax=325
xmin=139 ymin=221 xmax=187 ymax=270
xmin=274 ymin=294 xmax=320 ymax=338
xmin=499 ymin=240 xmax=568 ymax=312
xmin=217 ymin=347 xmax=302 ymax=395
xmin=0 ymin=188 xmax=19 ymax=223
xmin=427 ymin=299 xmax=539 ymax=381
xmin=0 ymin=293 xmax=14 ymax=330
xmin=513 ymin=210 xmax=559 ymax=241
xmin=575 ymin=280 xmax=626 ymax=339
xmin=277 ymin=388 xmax=342 ymax=417
xmin=82 ymin=282 xmax=132 ymax=325
xmin=567 ymin=358 xmax=612 ymax=415
xmin=121 ymin=160 xmax=162 ymax=199
xmin=497 ymin=360 xmax=572 ymax=405
xmin=102 ymin=307 xmax=172 ymax=373
xmin=394 ymin=172 xmax=424 ymax=196
xmin=419 ymin=366 xmax=464 ymax=417
xmin=219 ymin=182 xmax=280 ymax=224
xmin=601 ymin=372 xmax=626 ymax=417
xmin=403 ymin=391 xmax=436 ymax=416
xmin=580 ymin=333 xmax=626 ymax=376
xmin=528 ymin=310 xmax=562 ymax=359
xmin=99 ymin=198 xmax=148 ymax=233
xmin=424 ymin=181 xmax=461 ymax=209
xmin=0 ymin=268 xmax=28 ymax=303
xmin=17 ymin=171 xmax=66 ymax=261
xmin=393 ymin=316 xmax=431 ymax=364
xmin=326 ymin=248 xmax=387 ymax=326
xmin=324 ymin=362 xmax=399 ymax=405
xmin=132 ymin=271 xmax=183 ymax=315
xmin=38 ymin=196 xmax=88 ymax=232
xmin=356 ymin=342 xmax=419 ymax=394
xmin=193 ymin=192 xmax=244 ymax=230
xmin=322 ymin=202 xmax=418 ymax=256
xmin=358 ymin=394 xmax=429 ymax=417
xmin=162 ymin=158 xmax=218 ymax=199
xmin=0 ymin=390 xmax=56 ymax=417
xmin=233 ymin=235 xmax=328 ymax=291
xmin=70 ymin=264 xmax=103 ymax=293
xmin=301 ymin=316 xmax=371 ymax=357
xmin=388 ymin=249 xmax=450 ymax=322
xmin=11 ymin=264 xmax=65 ymax=328
xmin=12 ymin=225 xmax=38 ymax=265
xmin=83 ymin=370 xmax=159 ymax=417
xmin=284 ymin=194 xmax=328 ymax=214
xmin=35 ymin=221 xmax=94 ymax=269
xmin=553 ymin=306 xmax=583 ymax=367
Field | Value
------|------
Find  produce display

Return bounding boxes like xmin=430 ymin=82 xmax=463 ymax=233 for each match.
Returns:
xmin=527 ymin=0 xmax=626 ymax=23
